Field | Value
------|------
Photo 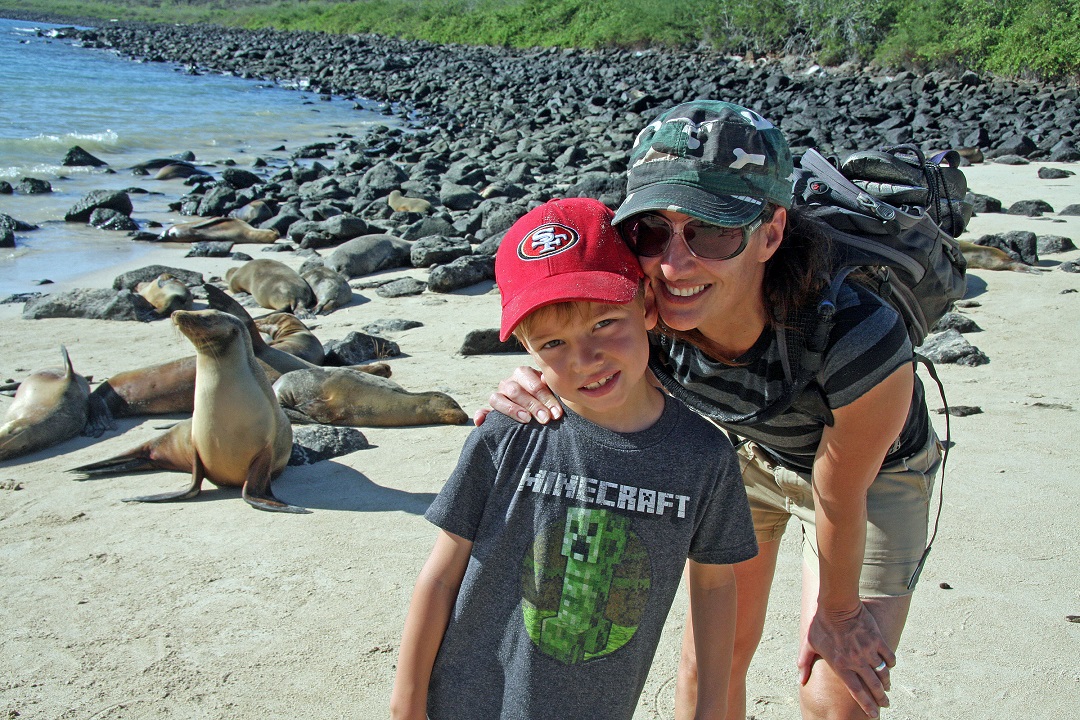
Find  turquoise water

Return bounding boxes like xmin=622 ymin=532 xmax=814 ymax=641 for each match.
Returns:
xmin=0 ymin=17 xmax=395 ymax=294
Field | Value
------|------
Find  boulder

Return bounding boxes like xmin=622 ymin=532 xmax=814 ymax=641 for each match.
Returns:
xmin=65 ymin=190 xmax=133 ymax=222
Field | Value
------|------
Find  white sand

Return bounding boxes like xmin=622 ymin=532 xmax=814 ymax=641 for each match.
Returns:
xmin=1 ymin=163 xmax=1078 ymax=719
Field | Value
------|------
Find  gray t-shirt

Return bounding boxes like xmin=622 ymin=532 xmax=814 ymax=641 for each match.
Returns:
xmin=424 ymin=395 xmax=757 ymax=720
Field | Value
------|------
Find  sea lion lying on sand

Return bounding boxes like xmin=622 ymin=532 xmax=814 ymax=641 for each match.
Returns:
xmin=300 ymin=264 xmax=353 ymax=314
xmin=256 ymin=312 xmax=325 ymax=365
xmin=73 ymin=310 xmax=306 ymax=513
xmin=0 ymin=346 xmax=92 ymax=461
xmin=226 ymin=259 xmax=315 ymax=313
xmin=161 ymin=217 xmax=279 ymax=244
xmin=205 ymin=283 xmax=389 ymax=376
xmin=136 ymin=273 xmax=193 ymax=316
xmin=273 ymin=367 xmax=469 ymax=427
xmin=959 ymin=240 xmax=1045 ymax=273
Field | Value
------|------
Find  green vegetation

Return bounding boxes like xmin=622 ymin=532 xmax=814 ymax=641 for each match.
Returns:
xmin=4 ymin=0 xmax=1078 ymax=79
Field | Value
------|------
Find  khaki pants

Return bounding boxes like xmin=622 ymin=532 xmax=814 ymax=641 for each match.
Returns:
xmin=739 ymin=431 xmax=942 ymax=597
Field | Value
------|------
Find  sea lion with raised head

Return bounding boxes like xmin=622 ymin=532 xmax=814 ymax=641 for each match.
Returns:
xmin=226 ymin=259 xmax=315 ymax=313
xmin=161 ymin=217 xmax=279 ymax=244
xmin=272 ymin=367 xmax=469 ymax=427
xmin=300 ymin=264 xmax=353 ymax=314
xmin=0 ymin=346 xmax=92 ymax=461
xmin=135 ymin=273 xmax=193 ymax=317
xmin=387 ymin=189 xmax=433 ymax=214
xmin=73 ymin=310 xmax=305 ymax=513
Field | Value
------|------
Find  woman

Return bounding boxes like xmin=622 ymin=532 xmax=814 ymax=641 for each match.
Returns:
xmin=482 ymin=101 xmax=941 ymax=720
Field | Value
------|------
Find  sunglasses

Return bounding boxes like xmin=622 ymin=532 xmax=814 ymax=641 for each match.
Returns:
xmin=622 ymin=212 xmax=765 ymax=260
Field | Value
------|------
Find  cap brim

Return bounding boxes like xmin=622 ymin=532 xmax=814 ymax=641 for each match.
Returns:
xmin=612 ymin=183 xmax=765 ymax=227
xmin=500 ymin=271 xmax=639 ymax=342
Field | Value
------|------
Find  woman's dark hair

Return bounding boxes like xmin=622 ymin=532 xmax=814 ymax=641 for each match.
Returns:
xmin=653 ymin=203 xmax=833 ymax=362
xmin=762 ymin=203 xmax=834 ymax=328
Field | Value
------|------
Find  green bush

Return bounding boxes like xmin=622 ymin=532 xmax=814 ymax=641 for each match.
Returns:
xmin=3 ymin=0 xmax=1078 ymax=79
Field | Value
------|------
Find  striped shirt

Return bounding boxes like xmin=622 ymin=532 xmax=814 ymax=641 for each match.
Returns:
xmin=649 ymin=281 xmax=929 ymax=472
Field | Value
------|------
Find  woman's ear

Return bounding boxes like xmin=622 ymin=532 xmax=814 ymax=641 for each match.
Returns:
xmin=643 ymin=280 xmax=659 ymax=331
xmin=758 ymin=206 xmax=787 ymax=261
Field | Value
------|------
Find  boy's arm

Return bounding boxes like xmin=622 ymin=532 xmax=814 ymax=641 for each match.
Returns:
xmin=686 ymin=559 xmax=738 ymax=720
xmin=390 ymin=530 xmax=473 ymax=720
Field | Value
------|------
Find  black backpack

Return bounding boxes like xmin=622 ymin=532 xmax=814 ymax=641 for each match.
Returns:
xmin=782 ymin=146 xmax=969 ymax=426
xmin=797 ymin=147 xmax=969 ymax=348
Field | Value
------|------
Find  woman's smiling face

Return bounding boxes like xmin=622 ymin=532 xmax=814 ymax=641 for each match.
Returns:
xmin=634 ymin=207 xmax=786 ymax=350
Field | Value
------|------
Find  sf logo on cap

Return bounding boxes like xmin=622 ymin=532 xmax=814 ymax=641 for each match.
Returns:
xmin=518 ymin=223 xmax=579 ymax=259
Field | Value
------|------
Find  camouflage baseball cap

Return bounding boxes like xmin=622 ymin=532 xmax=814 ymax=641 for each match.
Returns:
xmin=613 ymin=100 xmax=795 ymax=228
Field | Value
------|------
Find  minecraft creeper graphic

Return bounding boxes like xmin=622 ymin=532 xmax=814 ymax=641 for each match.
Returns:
xmin=538 ymin=507 xmax=629 ymax=664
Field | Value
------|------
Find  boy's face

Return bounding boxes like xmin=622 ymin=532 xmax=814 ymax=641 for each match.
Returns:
xmin=519 ymin=291 xmax=659 ymax=431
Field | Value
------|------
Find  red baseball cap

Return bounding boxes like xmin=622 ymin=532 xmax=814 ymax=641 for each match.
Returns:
xmin=496 ymin=198 xmax=644 ymax=342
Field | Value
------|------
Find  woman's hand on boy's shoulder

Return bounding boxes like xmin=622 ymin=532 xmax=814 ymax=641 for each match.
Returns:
xmin=474 ymin=366 xmax=562 ymax=426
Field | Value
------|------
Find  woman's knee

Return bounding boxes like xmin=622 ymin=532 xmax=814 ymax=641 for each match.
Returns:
xmin=799 ymin=679 xmax=873 ymax=720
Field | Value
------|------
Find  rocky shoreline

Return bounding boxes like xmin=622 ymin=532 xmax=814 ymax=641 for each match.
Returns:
xmin=67 ymin=22 xmax=1079 ymax=159
xmin=19 ymin=23 xmax=1064 ymax=272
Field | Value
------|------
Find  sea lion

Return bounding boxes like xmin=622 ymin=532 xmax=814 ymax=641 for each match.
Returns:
xmin=300 ymin=264 xmax=353 ymax=314
xmin=0 ymin=346 xmax=92 ymax=461
xmin=131 ymin=157 xmax=195 ymax=171
xmin=161 ymin=217 xmax=279 ymax=244
xmin=255 ymin=312 xmax=325 ymax=365
xmin=959 ymin=240 xmax=1045 ymax=273
xmin=86 ymin=356 xmax=198 ymax=434
xmin=73 ymin=310 xmax=305 ymax=513
xmin=272 ymin=367 xmax=469 ymax=427
xmin=204 ymin=283 xmax=389 ymax=377
xmin=387 ymin=189 xmax=433 ymax=214
xmin=226 ymin=259 xmax=316 ymax=313
xmin=86 ymin=300 xmax=319 ymax=431
xmin=154 ymin=162 xmax=209 ymax=180
xmin=135 ymin=273 xmax=193 ymax=316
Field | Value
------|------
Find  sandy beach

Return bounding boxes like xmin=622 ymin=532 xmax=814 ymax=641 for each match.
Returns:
xmin=0 ymin=162 xmax=1078 ymax=719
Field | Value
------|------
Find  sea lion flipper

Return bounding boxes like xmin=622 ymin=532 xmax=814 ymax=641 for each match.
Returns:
xmin=203 ymin=283 xmax=254 ymax=322
xmin=70 ymin=421 xmax=194 ymax=477
xmin=202 ymin=284 xmax=268 ymax=351
xmin=241 ymin=445 xmax=309 ymax=514
xmin=71 ymin=453 xmax=159 ymax=477
xmin=83 ymin=392 xmax=117 ymax=438
xmin=122 ymin=483 xmax=202 ymax=503
xmin=121 ymin=448 xmax=204 ymax=503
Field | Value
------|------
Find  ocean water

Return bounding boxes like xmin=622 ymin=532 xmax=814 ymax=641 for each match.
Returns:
xmin=0 ymin=17 xmax=397 ymax=295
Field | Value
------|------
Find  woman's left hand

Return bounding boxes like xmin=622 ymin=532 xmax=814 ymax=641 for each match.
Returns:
xmin=797 ymin=601 xmax=895 ymax=718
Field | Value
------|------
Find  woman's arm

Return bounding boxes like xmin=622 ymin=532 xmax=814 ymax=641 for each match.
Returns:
xmin=686 ymin=560 xmax=738 ymax=720
xmin=796 ymin=364 xmax=914 ymax=716
xmin=473 ymin=365 xmax=564 ymax=425
xmin=390 ymin=530 xmax=473 ymax=720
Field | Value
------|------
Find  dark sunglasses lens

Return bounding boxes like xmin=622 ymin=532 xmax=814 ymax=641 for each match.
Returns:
xmin=629 ymin=216 xmax=672 ymax=256
xmin=685 ymin=223 xmax=745 ymax=259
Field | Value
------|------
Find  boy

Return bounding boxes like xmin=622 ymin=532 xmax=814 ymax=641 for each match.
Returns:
xmin=390 ymin=198 xmax=757 ymax=720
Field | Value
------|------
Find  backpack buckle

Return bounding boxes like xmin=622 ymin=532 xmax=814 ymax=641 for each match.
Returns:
xmin=857 ymin=191 xmax=896 ymax=221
